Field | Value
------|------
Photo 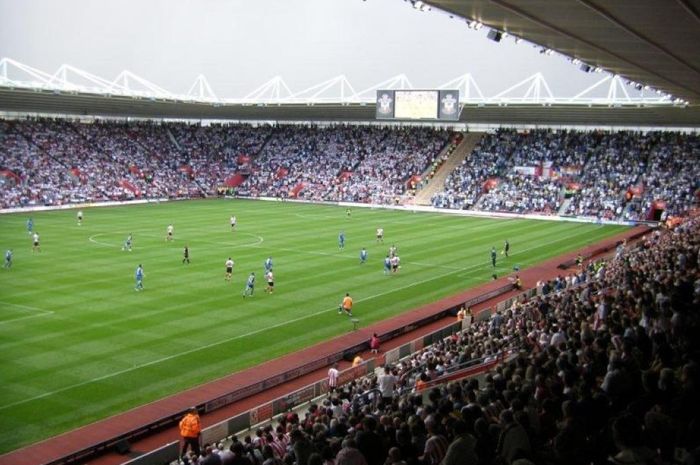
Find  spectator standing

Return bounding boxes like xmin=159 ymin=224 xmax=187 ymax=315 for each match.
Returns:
xmin=377 ymin=366 xmax=398 ymax=404
xmin=441 ymin=420 xmax=478 ymax=465
xmin=336 ymin=438 xmax=368 ymax=465
xmin=456 ymin=306 xmax=467 ymax=322
xmin=370 ymin=333 xmax=380 ymax=354
xmin=200 ymin=445 xmax=223 ymax=465
xmin=291 ymin=429 xmax=314 ymax=465
xmin=421 ymin=418 xmax=449 ymax=465
xmin=328 ymin=363 xmax=339 ymax=394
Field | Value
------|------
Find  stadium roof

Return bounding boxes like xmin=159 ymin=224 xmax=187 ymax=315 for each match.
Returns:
xmin=0 ymin=0 xmax=699 ymax=126
xmin=424 ymin=0 xmax=700 ymax=103
xmin=1 ymin=86 xmax=698 ymax=127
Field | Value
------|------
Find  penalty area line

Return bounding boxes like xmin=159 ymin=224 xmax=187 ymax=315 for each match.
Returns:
xmin=0 ymin=301 xmax=54 ymax=325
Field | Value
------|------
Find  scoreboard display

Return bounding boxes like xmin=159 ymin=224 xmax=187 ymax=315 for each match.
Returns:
xmin=376 ymin=89 xmax=460 ymax=121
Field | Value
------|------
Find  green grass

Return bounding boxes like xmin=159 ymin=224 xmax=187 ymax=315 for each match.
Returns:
xmin=0 ymin=199 xmax=627 ymax=452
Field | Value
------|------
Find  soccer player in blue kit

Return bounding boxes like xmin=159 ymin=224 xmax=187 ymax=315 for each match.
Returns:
xmin=135 ymin=264 xmax=144 ymax=291
xmin=360 ymin=248 xmax=367 ymax=264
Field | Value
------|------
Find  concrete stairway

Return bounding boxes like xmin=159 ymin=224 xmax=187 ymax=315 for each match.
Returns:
xmin=413 ymin=132 xmax=484 ymax=206
xmin=558 ymin=197 xmax=573 ymax=215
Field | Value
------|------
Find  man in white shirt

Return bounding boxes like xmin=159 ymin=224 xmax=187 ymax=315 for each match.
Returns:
xmin=378 ymin=366 xmax=398 ymax=404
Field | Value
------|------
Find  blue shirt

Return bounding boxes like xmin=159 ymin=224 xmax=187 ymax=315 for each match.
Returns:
xmin=264 ymin=258 xmax=273 ymax=270
xmin=247 ymin=275 xmax=255 ymax=286
xmin=360 ymin=250 xmax=367 ymax=260
xmin=384 ymin=257 xmax=391 ymax=268
xmin=5 ymin=250 xmax=11 ymax=260
xmin=135 ymin=267 xmax=143 ymax=280
xmin=339 ymin=233 xmax=345 ymax=243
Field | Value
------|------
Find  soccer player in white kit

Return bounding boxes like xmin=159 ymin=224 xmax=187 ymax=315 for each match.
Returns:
xmin=225 ymin=258 xmax=234 ymax=282
xmin=32 ymin=233 xmax=40 ymax=253
xmin=376 ymin=227 xmax=384 ymax=243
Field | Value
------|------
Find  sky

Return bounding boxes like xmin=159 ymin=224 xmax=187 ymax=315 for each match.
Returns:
xmin=0 ymin=0 xmax=618 ymax=99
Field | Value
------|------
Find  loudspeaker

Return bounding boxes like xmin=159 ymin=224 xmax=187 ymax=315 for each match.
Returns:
xmin=114 ymin=439 xmax=131 ymax=455
xmin=487 ymin=30 xmax=502 ymax=42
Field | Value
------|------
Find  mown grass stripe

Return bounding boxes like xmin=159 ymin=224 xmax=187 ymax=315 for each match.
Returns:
xmin=0 ymin=199 xmax=626 ymax=452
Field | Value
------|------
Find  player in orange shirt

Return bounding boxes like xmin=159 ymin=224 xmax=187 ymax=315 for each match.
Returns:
xmin=338 ymin=292 xmax=353 ymax=317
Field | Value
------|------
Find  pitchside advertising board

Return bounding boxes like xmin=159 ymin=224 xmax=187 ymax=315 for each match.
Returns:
xmin=376 ymin=89 xmax=460 ymax=121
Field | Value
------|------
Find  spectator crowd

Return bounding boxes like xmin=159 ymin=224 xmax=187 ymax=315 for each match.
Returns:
xmin=2 ymin=120 xmax=697 ymax=222
xmin=181 ymin=216 xmax=699 ymax=465
xmin=433 ymin=129 xmax=698 ymax=221
xmin=0 ymin=119 xmax=449 ymax=209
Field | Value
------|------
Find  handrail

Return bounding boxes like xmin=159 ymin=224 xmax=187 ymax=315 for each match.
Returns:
xmin=397 ymin=348 xmax=518 ymax=394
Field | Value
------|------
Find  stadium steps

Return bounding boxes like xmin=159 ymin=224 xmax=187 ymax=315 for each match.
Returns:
xmin=412 ymin=131 xmax=485 ymax=206
xmin=253 ymin=129 xmax=278 ymax=159
xmin=165 ymin=127 xmax=183 ymax=151
xmin=558 ymin=197 xmax=573 ymax=215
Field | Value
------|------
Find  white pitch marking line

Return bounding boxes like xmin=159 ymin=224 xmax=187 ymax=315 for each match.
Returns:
xmin=88 ymin=233 xmax=119 ymax=248
xmin=0 ymin=225 xmax=602 ymax=411
xmin=0 ymin=301 xmax=54 ymax=325
xmin=88 ymin=232 xmax=263 ymax=249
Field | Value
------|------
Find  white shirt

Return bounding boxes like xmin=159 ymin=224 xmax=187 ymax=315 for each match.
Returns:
xmin=225 ymin=259 xmax=234 ymax=268
xmin=328 ymin=367 xmax=339 ymax=387
xmin=378 ymin=373 xmax=397 ymax=398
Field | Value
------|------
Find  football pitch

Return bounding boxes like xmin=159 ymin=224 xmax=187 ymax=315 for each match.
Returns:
xmin=0 ymin=199 xmax=627 ymax=452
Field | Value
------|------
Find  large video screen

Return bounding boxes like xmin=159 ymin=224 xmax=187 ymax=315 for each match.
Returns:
xmin=395 ymin=90 xmax=438 ymax=119
xmin=375 ymin=90 xmax=460 ymax=121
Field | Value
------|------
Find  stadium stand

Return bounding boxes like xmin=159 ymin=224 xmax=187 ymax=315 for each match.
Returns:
xmin=1 ymin=214 xmax=650 ymax=465
xmin=0 ymin=120 xmax=451 ymax=209
xmin=172 ymin=215 xmax=699 ymax=465
xmin=3 ymin=122 xmax=698 ymax=221
xmin=2 ymin=118 xmax=698 ymax=465
xmin=432 ymin=129 xmax=699 ymax=221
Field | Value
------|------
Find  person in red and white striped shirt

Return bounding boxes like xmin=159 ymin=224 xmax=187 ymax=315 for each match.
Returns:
xmin=328 ymin=363 xmax=339 ymax=393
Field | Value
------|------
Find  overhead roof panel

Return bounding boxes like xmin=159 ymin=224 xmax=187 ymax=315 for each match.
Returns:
xmin=426 ymin=0 xmax=700 ymax=102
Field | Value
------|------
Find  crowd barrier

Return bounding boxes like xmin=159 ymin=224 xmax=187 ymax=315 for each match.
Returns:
xmin=121 ymin=285 xmax=549 ymax=465
xmin=556 ymin=226 xmax=651 ymax=269
xmin=42 ymin=277 xmax=513 ymax=465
